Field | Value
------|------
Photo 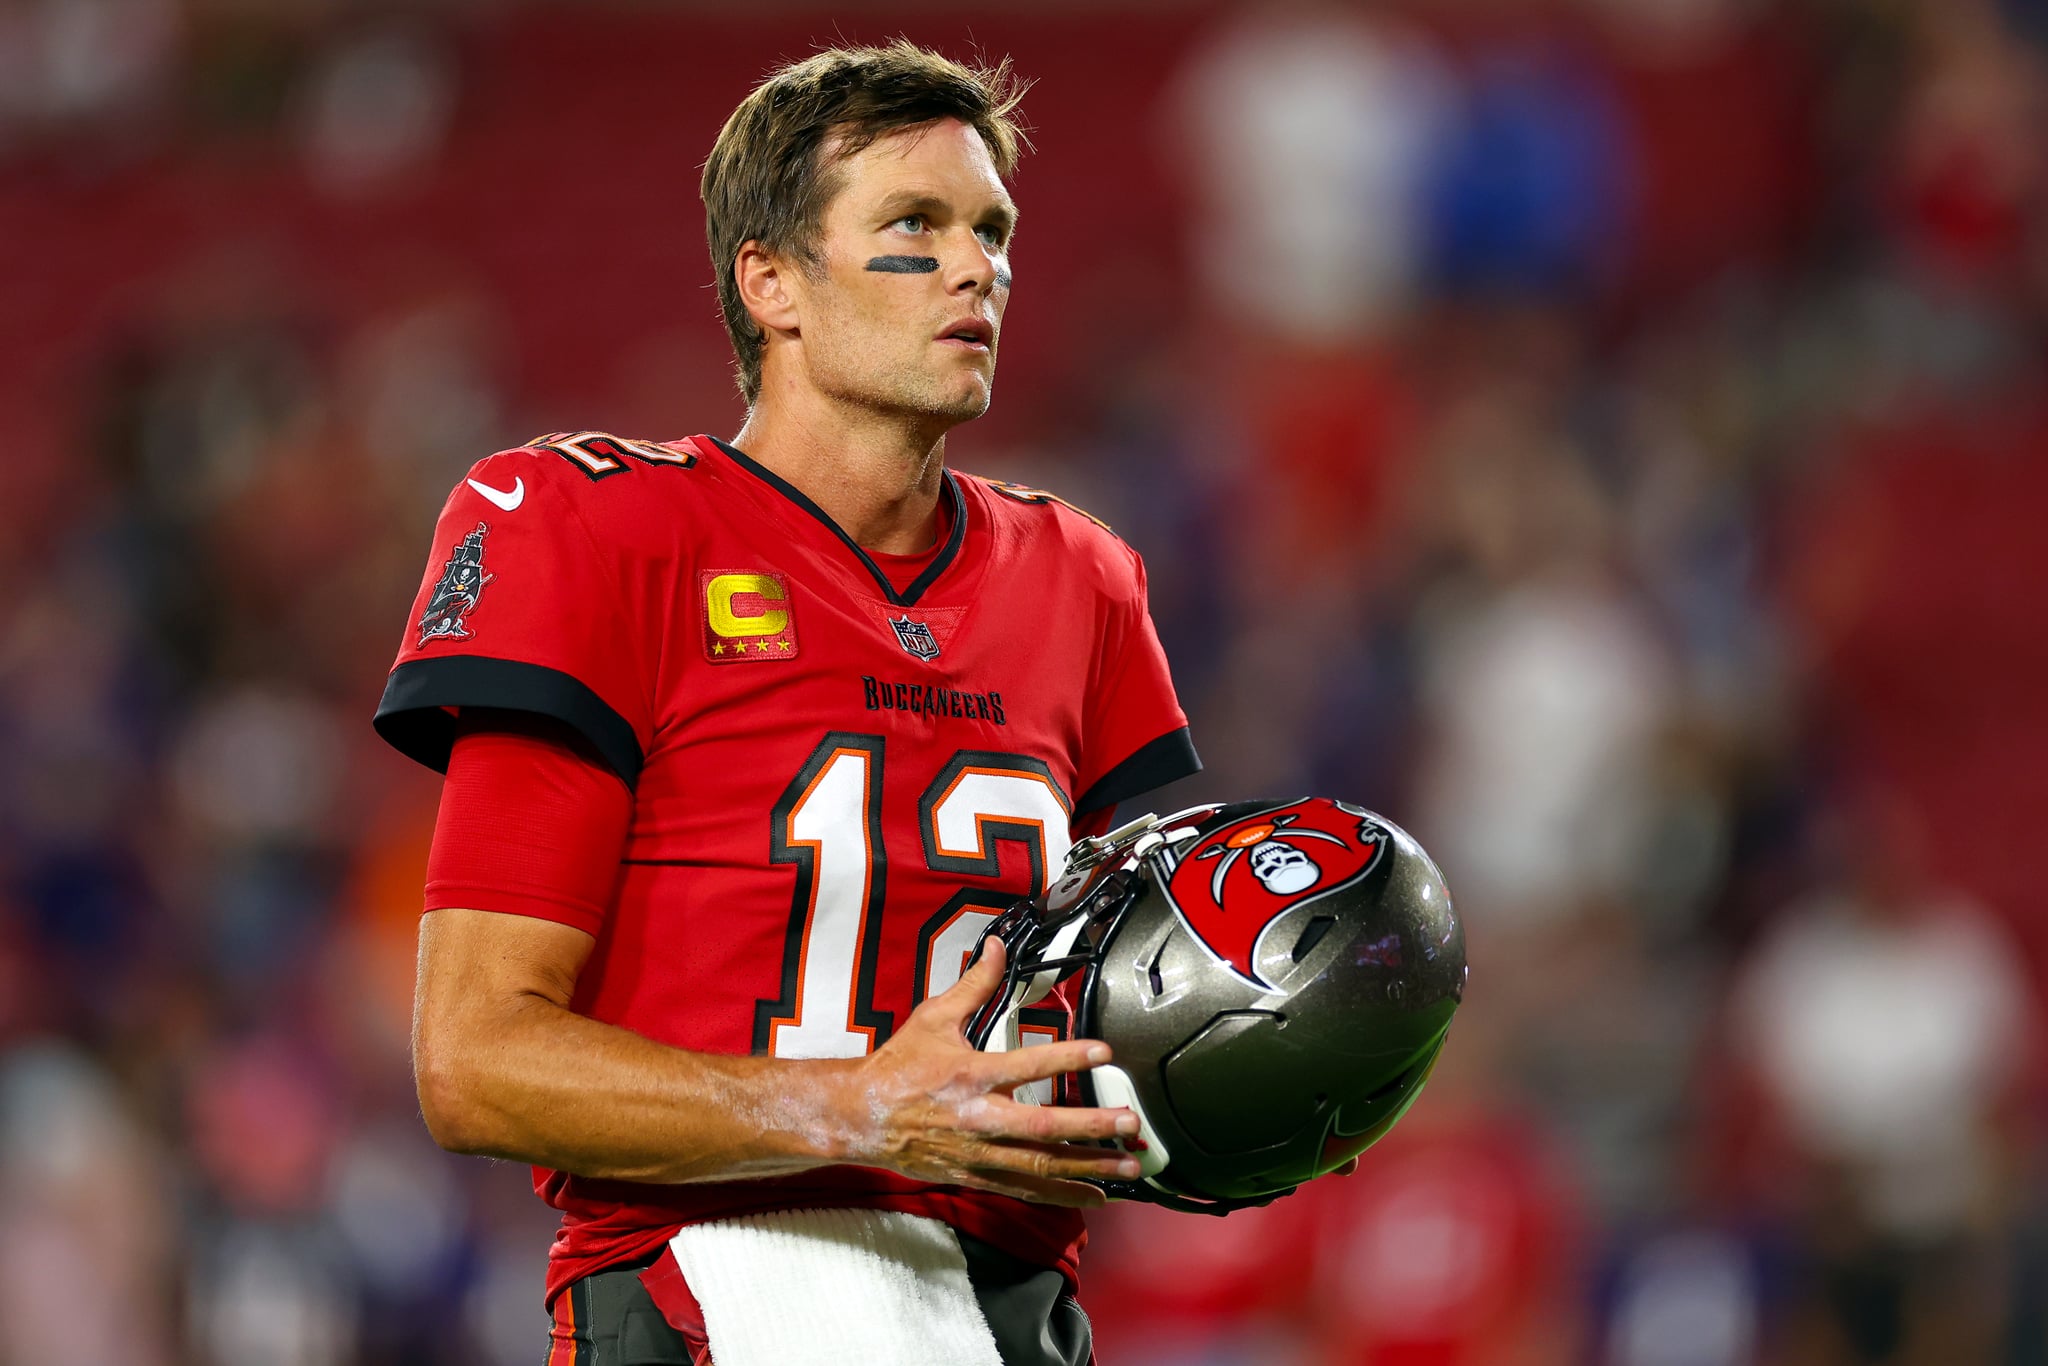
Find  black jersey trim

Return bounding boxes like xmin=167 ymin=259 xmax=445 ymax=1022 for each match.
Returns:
xmin=1076 ymin=725 xmax=1202 ymax=816
xmin=710 ymin=437 xmax=966 ymax=607
xmin=373 ymin=656 xmax=645 ymax=789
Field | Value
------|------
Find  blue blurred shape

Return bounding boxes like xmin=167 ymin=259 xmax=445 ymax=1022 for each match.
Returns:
xmin=1424 ymin=45 xmax=1633 ymax=295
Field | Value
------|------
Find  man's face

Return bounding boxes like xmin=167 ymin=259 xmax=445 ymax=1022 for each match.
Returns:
xmin=786 ymin=118 xmax=1016 ymax=425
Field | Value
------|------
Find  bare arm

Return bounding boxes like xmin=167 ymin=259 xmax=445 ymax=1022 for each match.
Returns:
xmin=412 ymin=907 xmax=1141 ymax=1205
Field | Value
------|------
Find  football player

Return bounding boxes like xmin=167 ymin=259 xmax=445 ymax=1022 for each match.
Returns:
xmin=373 ymin=43 xmax=1200 ymax=1366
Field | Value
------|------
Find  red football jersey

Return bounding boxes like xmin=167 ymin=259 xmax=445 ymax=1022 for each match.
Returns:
xmin=375 ymin=431 xmax=1199 ymax=1304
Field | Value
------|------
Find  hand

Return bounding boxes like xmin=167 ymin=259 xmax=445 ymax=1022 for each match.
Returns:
xmin=836 ymin=938 xmax=1141 ymax=1207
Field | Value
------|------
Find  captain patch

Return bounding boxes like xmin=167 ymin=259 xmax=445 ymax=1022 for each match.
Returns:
xmin=703 ymin=571 xmax=799 ymax=662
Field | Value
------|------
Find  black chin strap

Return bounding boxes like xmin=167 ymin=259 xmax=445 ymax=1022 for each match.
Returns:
xmin=1090 ymin=1178 xmax=1297 ymax=1216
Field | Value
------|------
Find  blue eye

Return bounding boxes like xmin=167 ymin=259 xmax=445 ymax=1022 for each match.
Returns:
xmin=893 ymin=215 xmax=925 ymax=234
xmin=975 ymin=225 xmax=1002 ymax=248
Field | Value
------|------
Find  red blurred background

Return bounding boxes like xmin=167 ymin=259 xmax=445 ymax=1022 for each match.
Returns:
xmin=4 ymin=2 xmax=2048 ymax=1363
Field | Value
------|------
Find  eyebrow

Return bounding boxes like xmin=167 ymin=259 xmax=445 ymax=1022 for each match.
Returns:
xmin=875 ymin=191 xmax=1019 ymax=237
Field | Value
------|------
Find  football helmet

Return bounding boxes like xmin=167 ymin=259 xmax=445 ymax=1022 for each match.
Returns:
xmin=967 ymin=798 xmax=1465 ymax=1214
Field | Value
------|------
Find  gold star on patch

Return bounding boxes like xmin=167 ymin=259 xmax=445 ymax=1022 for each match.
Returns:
xmin=712 ymin=641 xmax=726 ymax=655
xmin=733 ymin=641 xmax=747 ymax=653
xmin=779 ymin=639 xmax=792 ymax=651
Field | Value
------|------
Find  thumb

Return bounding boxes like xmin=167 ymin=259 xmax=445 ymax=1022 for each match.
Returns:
xmin=925 ymin=935 xmax=1006 ymax=1027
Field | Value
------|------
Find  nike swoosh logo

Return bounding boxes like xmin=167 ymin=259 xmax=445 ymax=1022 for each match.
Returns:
xmin=466 ymin=475 xmax=525 ymax=511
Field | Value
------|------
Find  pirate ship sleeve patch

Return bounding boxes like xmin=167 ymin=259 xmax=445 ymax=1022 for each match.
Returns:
xmin=374 ymin=452 xmax=660 ymax=788
xmin=417 ymin=521 xmax=496 ymax=647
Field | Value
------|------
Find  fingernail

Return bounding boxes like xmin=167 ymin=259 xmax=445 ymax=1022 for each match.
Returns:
xmin=1117 ymin=1158 xmax=1141 ymax=1178
xmin=1086 ymin=1045 xmax=1110 ymax=1065
xmin=1116 ymin=1114 xmax=1139 ymax=1136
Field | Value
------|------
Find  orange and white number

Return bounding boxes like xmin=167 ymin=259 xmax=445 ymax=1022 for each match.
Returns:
xmin=757 ymin=737 xmax=1073 ymax=1082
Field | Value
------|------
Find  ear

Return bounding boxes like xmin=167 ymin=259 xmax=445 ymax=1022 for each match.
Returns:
xmin=734 ymin=240 xmax=802 ymax=337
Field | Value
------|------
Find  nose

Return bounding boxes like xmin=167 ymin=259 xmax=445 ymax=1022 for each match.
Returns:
xmin=942 ymin=231 xmax=1005 ymax=297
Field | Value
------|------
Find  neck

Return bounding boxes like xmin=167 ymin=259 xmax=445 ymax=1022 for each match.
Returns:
xmin=731 ymin=389 xmax=949 ymax=556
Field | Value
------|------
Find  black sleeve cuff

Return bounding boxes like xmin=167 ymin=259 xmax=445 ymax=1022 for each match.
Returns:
xmin=373 ymin=656 xmax=645 ymax=789
xmin=1076 ymin=725 xmax=1201 ymax=815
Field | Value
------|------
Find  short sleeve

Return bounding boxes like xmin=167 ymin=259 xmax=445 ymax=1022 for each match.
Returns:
xmin=423 ymin=712 xmax=632 ymax=936
xmin=1074 ymin=549 xmax=1201 ymax=815
xmin=373 ymin=451 xmax=655 ymax=788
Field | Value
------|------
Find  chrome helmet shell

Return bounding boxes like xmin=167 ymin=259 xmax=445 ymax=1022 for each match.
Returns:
xmin=970 ymin=798 xmax=1465 ymax=1213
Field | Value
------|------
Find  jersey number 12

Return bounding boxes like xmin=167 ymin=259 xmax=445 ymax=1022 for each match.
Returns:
xmin=756 ymin=733 xmax=1073 ymax=1084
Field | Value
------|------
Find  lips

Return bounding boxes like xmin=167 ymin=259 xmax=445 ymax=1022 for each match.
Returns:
xmin=938 ymin=317 xmax=994 ymax=348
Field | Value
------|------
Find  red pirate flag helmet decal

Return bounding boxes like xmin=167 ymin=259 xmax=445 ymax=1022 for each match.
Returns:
xmin=1154 ymin=798 xmax=1387 ymax=988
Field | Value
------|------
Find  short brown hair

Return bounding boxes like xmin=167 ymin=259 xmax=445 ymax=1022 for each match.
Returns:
xmin=701 ymin=41 xmax=1030 ymax=404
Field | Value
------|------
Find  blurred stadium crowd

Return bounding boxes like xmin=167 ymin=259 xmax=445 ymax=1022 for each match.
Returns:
xmin=5 ymin=1 xmax=2048 ymax=1363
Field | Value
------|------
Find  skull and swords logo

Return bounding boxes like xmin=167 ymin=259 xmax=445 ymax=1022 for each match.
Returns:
xmin=1159 ymin=799 xmax=1388 ymax=988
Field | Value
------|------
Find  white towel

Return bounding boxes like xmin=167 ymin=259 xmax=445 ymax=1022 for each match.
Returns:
xmin=666 ymin=1207 xmax=1005 ymax=1366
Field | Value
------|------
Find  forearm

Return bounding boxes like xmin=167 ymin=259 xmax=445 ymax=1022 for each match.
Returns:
xmin=418 ymin=990 xmax=859 ymax=1184
xmin=412 ymin=908 xmax=1132 ymax=1207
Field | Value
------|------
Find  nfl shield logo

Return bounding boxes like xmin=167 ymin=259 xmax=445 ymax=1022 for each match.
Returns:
xmin=889 ymin=615 xmax=941 ymax=660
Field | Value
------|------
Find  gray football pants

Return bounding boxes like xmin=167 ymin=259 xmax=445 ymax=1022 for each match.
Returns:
xmin=550 ymin=1230 xmax=1094 ymax=1366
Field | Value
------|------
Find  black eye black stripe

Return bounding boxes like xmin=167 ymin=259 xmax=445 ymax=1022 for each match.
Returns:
xmin=866 ymin=255 xmax=1011 ymax=289
xmin=866 ymin=255 xmax=940 ymax=273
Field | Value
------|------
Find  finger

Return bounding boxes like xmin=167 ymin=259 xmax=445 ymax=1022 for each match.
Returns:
xmin=917 ymin=935 xmax=1007 ymax=1027
xmin=961 ymin=1096 xmax=1139 ymax=1145
xmin=982 ymin=1037 xmax=1112 ymax=1089
xmin=965 ymin=1138 xmax=1143 ymax=1185
xmin=1333 ymin=1157 xmax=1360 ymax=1176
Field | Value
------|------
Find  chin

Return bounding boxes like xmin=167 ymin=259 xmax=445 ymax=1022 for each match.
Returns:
xmin=941 ymin=386 xmax=993 ymax=423
xmin=948 ymin=369 xmax=997 ymax=416
xmin=903 ymin=376 xmax=993 ymax=425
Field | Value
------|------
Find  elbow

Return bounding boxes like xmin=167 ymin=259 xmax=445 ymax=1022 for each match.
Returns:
xmin=412 ymin=1031 xmax=497 ymax=1157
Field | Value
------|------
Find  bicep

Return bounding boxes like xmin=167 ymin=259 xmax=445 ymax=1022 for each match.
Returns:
xmin=414 ymin=710 xmax=632 ymax=1043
